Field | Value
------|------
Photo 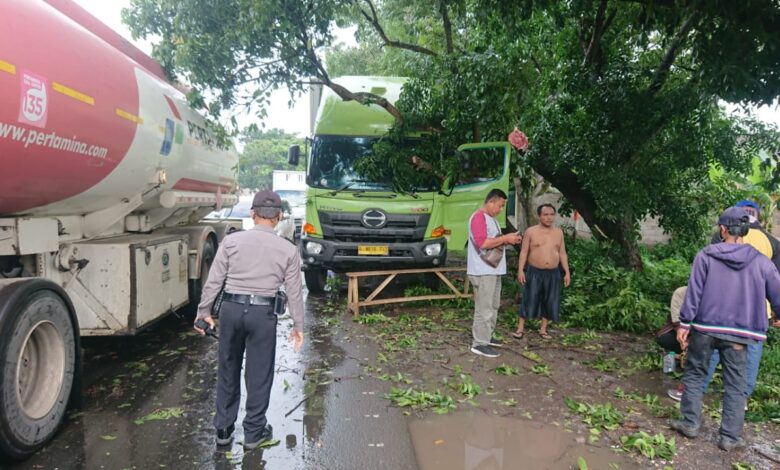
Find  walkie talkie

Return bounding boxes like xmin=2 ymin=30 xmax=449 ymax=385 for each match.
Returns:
xmin=195 ymin=319 xmax=218 ymax=339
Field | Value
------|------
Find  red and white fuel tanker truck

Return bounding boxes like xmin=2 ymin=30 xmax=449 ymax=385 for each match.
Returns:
xmin=0 ymin=0 xmax=240 ymax=459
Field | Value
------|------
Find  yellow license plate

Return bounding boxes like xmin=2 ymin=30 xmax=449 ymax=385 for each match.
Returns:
xmin=358 ymin=245 xmax=389 ymax=256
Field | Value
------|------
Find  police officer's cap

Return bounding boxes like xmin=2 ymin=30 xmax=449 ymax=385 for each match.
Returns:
xmin=252 ymin=190 xmax=282 ymax=209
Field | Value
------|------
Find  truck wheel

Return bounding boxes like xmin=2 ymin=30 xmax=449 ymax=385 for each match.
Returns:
xmin=304 ymin=268 xmax=327 ymax=295
xmin=186 ymin=237 xmax=216 ymax=318
xmin=0 ymin=286 xmax=76 ymax=460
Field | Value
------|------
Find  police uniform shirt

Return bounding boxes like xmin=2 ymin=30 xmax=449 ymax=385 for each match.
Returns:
xmin=196 ymin=225 xmax=304 ymax=332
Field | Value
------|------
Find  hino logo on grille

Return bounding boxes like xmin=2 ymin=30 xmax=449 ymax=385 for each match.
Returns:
xmin=361 ymin=209 xmax=387 ymax=228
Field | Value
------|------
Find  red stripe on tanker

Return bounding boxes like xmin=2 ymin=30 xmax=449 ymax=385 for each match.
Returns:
xmin=0 ymin=0 xmax=237 ymax=217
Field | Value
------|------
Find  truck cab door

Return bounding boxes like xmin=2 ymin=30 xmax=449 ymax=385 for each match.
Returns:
xmin=439 ymin=142 xmax=511 ymax=251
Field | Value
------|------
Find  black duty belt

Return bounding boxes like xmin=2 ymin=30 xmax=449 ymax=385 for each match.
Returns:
xmin=222 ymin=293 xmax=275 ymax=306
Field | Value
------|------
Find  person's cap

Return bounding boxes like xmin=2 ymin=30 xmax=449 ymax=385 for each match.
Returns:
xmin=734 ymin=199 xmax=761 ymax=217
xmin=717 ymin=206 xmax=749 ymax=226
xmin=735 ymin=199 xmax=760 ymax=213
xmin=252 ymin=190 xmax=282 ymax=209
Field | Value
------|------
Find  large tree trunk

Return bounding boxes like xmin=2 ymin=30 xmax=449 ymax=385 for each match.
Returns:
xmin=600 ymin=214 xmax=644 ymax=271
xmin=532 ymin=154 xmax=645 ymax=271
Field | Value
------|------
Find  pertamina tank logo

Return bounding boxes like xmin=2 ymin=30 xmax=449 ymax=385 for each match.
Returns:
xmin=18 ymin=71 xmax=48 ymax=128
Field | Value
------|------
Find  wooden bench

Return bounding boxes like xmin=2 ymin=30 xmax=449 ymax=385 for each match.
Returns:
xmin=346 ymin=267 xmax=472 ymax=316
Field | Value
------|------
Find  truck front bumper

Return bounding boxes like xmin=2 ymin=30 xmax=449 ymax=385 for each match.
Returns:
xmin=300 ymin=237 xmax=447 ymax=271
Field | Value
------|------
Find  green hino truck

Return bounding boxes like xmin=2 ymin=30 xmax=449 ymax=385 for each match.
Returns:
xmin=289 ymin=76 xmax=511 ymax=293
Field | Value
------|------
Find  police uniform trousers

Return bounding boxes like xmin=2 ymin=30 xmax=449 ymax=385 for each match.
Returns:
xmin=214 ymin=298 xmax=277 ymax=442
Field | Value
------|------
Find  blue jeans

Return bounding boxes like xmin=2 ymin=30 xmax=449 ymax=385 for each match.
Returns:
xmin=702 ymin=341 xmax=763 ymax=398
xmin=681 ymin=331 xmax=747 ymax=441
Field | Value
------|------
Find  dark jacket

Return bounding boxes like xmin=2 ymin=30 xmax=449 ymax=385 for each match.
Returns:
xmin=680 ymin=243 xmax=780 ymax=341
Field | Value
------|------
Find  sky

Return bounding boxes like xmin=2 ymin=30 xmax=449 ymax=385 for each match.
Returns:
xmin=72 ymin=0 xmax=334 ymax=137
xmin=74 ymin=0 xmax=779 ymax=137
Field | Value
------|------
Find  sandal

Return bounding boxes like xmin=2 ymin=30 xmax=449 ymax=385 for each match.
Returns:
xmin=510 ymin=331 xmax=524 ymax=339
xmin=538 ymin=331 xmax=552 ymax=340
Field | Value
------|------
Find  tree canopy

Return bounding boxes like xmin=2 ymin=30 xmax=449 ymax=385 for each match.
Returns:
xmin=235 ymin=127 xmax=303 ymax=191
xmin=124 ymin=0 xmax=780 ymax=268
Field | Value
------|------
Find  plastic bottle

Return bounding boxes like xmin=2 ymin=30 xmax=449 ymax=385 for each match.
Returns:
xmin=663 ymin=352 xmax=676 ymax=373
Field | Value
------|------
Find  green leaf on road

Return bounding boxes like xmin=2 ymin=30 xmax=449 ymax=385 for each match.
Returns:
xmin=134 ymin=407 xmax=184 ymax=425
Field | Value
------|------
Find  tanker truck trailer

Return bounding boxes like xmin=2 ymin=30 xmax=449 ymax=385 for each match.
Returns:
xmin=0 ymin=0 xmax=240 ymax=459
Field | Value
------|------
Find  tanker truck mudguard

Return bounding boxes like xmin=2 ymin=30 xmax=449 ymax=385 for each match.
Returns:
xmin=0 ymin=0 xmax=239 ymax=459
xmin=294 ymin=76 xmax=510 ymax=293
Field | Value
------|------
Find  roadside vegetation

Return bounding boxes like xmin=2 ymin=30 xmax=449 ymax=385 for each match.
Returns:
xmin=315 ymin=233 xmax=780 ymax=468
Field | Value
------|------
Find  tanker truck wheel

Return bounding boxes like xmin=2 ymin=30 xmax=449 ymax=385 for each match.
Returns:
xmin=304 ymin=268 xmax=327 ymax=295
xmin=186 ymin=237 xmax=216 ymax=319
xmin=0 ymin=282 xmax=77 ymax=460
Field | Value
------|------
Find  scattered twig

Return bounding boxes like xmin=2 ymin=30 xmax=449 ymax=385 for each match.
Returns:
xmin=442 ymin=339 xmax=467 ymax=350
xmin=527 ymin=345 xmax=601 ymax=356
xmin=344 ymin=354 xmax=370 ymax=365
xmin=333 ymin=375 xmax=361 ymax=382
xmin=755 ymin=448 xmax=780 ymax=465
xmin=285 ymin=395 xmax=310 ymax=417
xmin=504 ymin=348 xmax=539 ymax=364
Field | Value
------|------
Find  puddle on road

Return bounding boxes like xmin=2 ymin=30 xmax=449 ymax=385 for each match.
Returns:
xmin=410 ymin=412 xmax=640 ymax=470
xmin=10 ymin=291 xmax=355 ymax=470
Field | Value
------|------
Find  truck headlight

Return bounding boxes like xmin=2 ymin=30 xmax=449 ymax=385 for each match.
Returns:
xmin=305 ymin=241 xmax=323 ymax=255
xmin=424 ymin=243 xmax=442 ymax=256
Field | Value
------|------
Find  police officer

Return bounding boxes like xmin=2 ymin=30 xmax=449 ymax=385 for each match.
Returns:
xmin=194 ymin=190 xmax=305 ymax=449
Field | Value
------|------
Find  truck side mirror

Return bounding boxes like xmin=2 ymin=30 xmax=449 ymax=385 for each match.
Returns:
xmin=288 ymin=145 xmax=300 ymax=166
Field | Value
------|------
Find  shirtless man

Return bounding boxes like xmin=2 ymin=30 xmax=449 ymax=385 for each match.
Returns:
xmin=512 ymin=204 xmax=571 ymax=340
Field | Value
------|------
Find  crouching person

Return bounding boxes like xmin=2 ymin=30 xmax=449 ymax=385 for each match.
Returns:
xmin=672 ymin=207 xmax=780 ymax=451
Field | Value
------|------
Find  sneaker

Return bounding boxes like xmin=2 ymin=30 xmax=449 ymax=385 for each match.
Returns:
xmin=216 ymin=424 xmax=235 ymax=446
xmin=471 ymin=345 xmax=500 ymax=358
xmin=718 ymin=436 xmax=746 ymax=452
xmin=244 ymin=424 xmax=273 ymax=450
xmin=667 ymin=388 xmax=683 ymax=402
xmin=669 ymin=419 xmax=699 ymax=438
xmin=489 ymin=336 xmax=503 ymax=347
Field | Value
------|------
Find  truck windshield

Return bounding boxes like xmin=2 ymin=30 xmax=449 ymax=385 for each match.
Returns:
xmin=309 ymin=136 xmax=438 ymax=192
xmin=276 ymin=190 xmax=306 ymax=206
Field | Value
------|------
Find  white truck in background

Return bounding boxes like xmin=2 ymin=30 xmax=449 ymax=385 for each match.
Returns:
xmin=273 ymin=170 xmax=306 ymax=240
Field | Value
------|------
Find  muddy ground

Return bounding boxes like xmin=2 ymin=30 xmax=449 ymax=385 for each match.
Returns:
xmin=8 ymin=282 xmax=780 ymax=470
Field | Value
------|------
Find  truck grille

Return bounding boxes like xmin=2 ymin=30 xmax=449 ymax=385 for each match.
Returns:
xmin=318 ymin=210 xmax=430 ymax=243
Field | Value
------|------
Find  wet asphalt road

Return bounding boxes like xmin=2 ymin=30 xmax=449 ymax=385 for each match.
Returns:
xmin=8 ymin=292 xmax=417 ymax=470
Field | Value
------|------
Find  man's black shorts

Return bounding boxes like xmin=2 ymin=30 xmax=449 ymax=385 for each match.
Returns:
xmin=518 ymin=265 xmax=561 ymax=321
